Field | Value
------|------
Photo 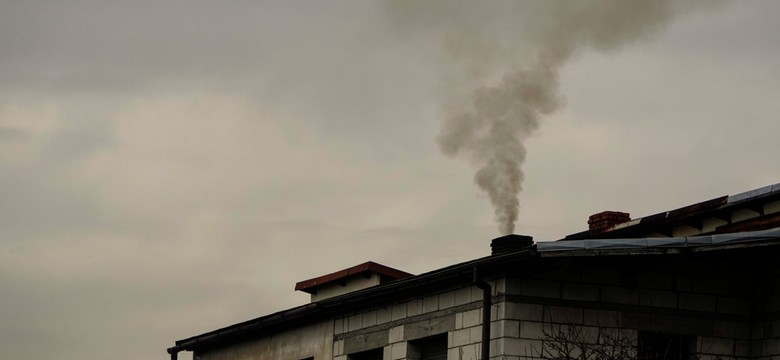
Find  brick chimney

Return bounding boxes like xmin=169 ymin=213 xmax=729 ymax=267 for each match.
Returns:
xmin=588 ymin=211 xmax=631 ymax=234
xmin=491 ymin=234 xmax=534 ymax=255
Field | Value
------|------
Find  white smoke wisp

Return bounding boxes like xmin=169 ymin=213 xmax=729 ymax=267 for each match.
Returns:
xmin=388 ymin=0 xmax=717 ymax=235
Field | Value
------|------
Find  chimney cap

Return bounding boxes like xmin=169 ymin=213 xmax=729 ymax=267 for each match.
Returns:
xmin=491 ymin=234 xmax=534 ymax=255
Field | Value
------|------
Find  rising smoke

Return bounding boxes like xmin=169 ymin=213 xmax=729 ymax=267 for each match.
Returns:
xmin=387 ymin=0 xmax=717 ymax=235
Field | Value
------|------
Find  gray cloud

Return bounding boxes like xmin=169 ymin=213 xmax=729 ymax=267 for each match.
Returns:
xmin=0 ymin=126 xmax=28 ymax=142
xmin=1 ymin=2 xmax=779 ymax=360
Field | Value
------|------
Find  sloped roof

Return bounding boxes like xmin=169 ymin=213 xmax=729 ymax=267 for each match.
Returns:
xmin=294 ymin=261 xmax=413 ymax=294
xmin=564 ymin=182 xmax=780 ymax=240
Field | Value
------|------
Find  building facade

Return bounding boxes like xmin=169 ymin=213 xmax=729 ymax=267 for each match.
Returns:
xmin=168 ymin=183 xmax=780 ymax=360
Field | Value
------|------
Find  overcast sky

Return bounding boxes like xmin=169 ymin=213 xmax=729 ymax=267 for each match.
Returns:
xmin=1 ymin=1 xmax=779 ymax=359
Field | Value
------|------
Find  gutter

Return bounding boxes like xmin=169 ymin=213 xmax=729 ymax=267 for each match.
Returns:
xmin=473 ymin=267 xmax=491 ymax=360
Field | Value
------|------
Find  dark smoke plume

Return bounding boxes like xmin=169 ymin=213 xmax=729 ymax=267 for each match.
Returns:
xmin=388 ymin=0 xmax=717 ymax=234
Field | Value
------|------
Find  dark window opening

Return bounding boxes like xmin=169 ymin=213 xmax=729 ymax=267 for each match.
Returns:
xmin=638 ymin=332 xmax=691 ymax=360
xmin=409 ymin=333 xmax=448 ymax=360
xmin=348 ymin=348 xmax=383 ymax=360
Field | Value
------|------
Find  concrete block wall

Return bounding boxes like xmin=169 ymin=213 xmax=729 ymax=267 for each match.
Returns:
xmin=697 ymin=336 xmax=750 ymax=360
xmin=333 ymin=283 xmax=498 ymax=360
xmin=496 ymin=258 xmax=758 ymax=360
xmin=503 ymin=260 xmax=754 ymax=315
xmin=750 ymin=258 xmax=780 ymax=360
xmin=196 ymin=320 xmax=334 ymax=360
xmin=330 ymin=253 xmax=775 ymax=360
xmin=493 ymin=301 xmax=636 ymax=360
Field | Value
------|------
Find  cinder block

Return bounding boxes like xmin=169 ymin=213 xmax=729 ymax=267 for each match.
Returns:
xmin=451 ymin=328 xmax=471 ymax=346
xmin=505 ymin=303 xmax=543 ymax=321
xmin=674 ymin=260 xmax=710 ymax=276
xmin=348 ymin=314 xmax=363 ymax=332
xmin=494 ymin=277 xmax=507 ymax=294
xmin=492 ymin=302 xmax=505 ymax=320
xmin=579 ymin=326 xmax=601 ymax=343
xmin=768 ymin=259 xmax=780 ymax=277
xmin=581 ymin=265 xmax=621 ymax=285
xmin=583 ymin=309 xmax=620 ymax=327
xmin=637 ymin=271 xmax=675 ymax=290
xmin=334 ymin=317 xmax=345 ymax=334
xmin=772 ymin=319 xmax=780 ymax=338
xmin=505 ymin=277 xmax=522 ymax=295
xmin=545 ymin=306 xmax=583 ymax=324
xmin=390 ymin=342 xmax=407 ymax=360
xmin=754 ymin=279 xmax=774 ymax=296
xmin=334 ymin=339 xmax=345 ymax=356
xmin=763 ymin=294 xmax=780 ymax=313
xmin=601 ymin=286 xmax=638 ymax=305
xmin=407 ymin=299 xmax=422 ymax=317
xmin=712 ymin=320 xmax=750 ymax=339
xmin=391 ymin=303 xmax=407 ymax=321
xmin=714 ymin=264 xmax=746 ymax=280
xmin=562 ymin=283 xmax=600 ymax=302
xmin=455 ymin=286 xmax=474 ymax=306
xmin=377 ymin=307 xmax=391 ymax=325
xmin=773 ymin=278 xmax=780 ymax=294
xmin=736 ymin=340 xmax=751 ymax=357
xmin=717 ymin=296 xmax=750 ymax=315
xmin=695 ymin=355 xmax=727 ymax=360
xmin=521 ymin=279 xmax=561 ymax=298
xmin=764 ymin=338 xmax=780 ymax=355
xmin=700 ymin=337 xmax=736 ymax=356
xmin=639 ymin=289 xmax=677 ymax=308
xmin=751 ymin=322 xmax=764 ymax=340
xmin=519 ymin=321 xmax=546 ymax=340
xmin=540 ymin=265 xmax=582 ymax=282
xmin=502 ymin=338 xmax=542 ymax=357
xmin=493 ymin=356 xmax=520 ymax=360
xmin=472 ymin=286 xmax=486 ymax=303
xmin=751 ymin=341 xmax=763 ymax=357
xmin=448 ymin=347 xmax=461 ymax=360
xmin=462 ymin=309 xmax=482 ymax=328
xmin=492 ymin=319 xmax=520 ymax=338
xmin=693 ymin=276 xmax=730 ymax=295
xmin=469 ymin=326 xmax=482 ymax=343
xmin=679 ymin=293 xmax=717 ymax=312
xmin=489 ymin=338 xmax=500 ymax=356
xmin=731 ymin=278 xmax=752 ymax=296
xmin=389 ymin=325 xmax=404 ymax=343
xmin=675 ymin=275 xmax=693 ymax=292
xmin=422 ymin=295 xmax=438 ymax=314
xmin=439 ymin=291 xmax=455 ymax=309
xmin=460 ymin=344 xmax=480 ymax=360
xmin=363 ymin=310 xmax=378 ymax=327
